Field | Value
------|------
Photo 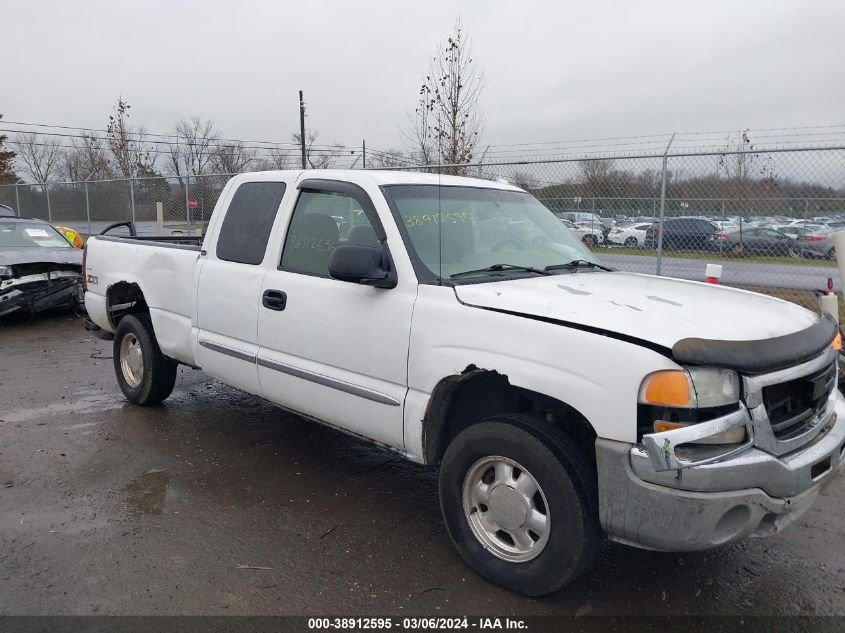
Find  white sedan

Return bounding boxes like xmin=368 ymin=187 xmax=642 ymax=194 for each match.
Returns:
xmin=560 ymin=218 xmax=603 ymax=247
xmin=606 ymin=221 xmax=652 ymax=247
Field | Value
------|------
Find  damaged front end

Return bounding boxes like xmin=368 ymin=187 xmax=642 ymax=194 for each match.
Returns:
xmin=0 ymin=263 xmax=84 ymax=318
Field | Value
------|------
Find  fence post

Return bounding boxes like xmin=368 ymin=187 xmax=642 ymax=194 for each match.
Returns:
xmin=14 ymin=182 xmax=21 ymax=216
xmin=655 ymin=133 xmax=676 ymax=276
xmin=45 ymin=182 xmax=53 ymax=223
xmin=804 ymin=199 xmax=810 ymax=221
xmin=129 ymin=177 xmax=137 ymax=225
xmin=184 ymin=176 xmax=191 ymax=225
xmin=84 ymin=179 xmax=92 ymax=236
xmin=719 ymin=199 xmax=726 ymax=256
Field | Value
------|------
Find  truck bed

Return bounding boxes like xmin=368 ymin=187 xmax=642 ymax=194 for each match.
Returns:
xmin=84 ymin=235 xmax=205 ymax=366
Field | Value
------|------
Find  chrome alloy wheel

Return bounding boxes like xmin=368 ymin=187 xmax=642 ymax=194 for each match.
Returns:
xmin=462 ymin=455 xmax=551 ymax=562
xmin=119 ymin=333 xmax=144 ymax=388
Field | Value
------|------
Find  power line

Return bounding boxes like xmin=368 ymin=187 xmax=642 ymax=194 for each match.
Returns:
xmin=481 ymin=124 xmax=845 ymax=151
xmin=0 ymin=119 xmax=349 ymax=150
xmin=3 ymin=129 xmax=357 ymax=156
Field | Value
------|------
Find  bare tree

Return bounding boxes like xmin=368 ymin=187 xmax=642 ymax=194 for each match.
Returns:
xmin=13 ymin=132 xmax=64 ymax=184
xmin=511 ymin=170 xmax=540 ymax=191
xmin=404 ymin=101 xmax=436 ymax=166
xmin=718 ymin=130 xmax=753 ymax=182
xmin=63 ymin=132 xmax=111 ymax=181
xmin=406 ymin=19 xmax=484 ymax=170
xmin=578 ymin=159 xmax=617 ymax=198
xmin=106 ymin=98 xmax=157 ymax=178
xmin=293 ymin=130 xmax=342 ymax=169
xmin=255 ymin=145 xmax=294 ymax=171
xmin=368 ymin=148 xmax=410 ymax=169
xmin=0 ymin=114 xmax=17 ymax=184
xmin=166 ymin=116 xmax=220 ymax=178
xmin=717 ymin=130 xmax=777 ymax=253
xmin=211 ymin=141 xmax=256 ymax=174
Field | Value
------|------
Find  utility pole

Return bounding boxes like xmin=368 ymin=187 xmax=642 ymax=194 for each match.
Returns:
xmin=299 ymin=90 xmax=307 ymax=169
xmin=362 ymin=140 xmax=366 ymax=169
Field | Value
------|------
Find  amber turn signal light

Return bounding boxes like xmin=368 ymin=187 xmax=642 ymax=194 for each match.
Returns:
xmin=639 ymin=371 xmax=694 ymax=408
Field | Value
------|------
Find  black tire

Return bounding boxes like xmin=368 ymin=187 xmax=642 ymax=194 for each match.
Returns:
xmin=439 ymin=414 xmax=600 ymax=596
xmin=581 ymin=235 xmax=596 ymax=247
xmin=624 ymin=237 xmax=638 ymax=247
xmin=827 ymin=247 xmax=837 ymax=261
xmin=113 ymin=313 xmax=178 ymax=405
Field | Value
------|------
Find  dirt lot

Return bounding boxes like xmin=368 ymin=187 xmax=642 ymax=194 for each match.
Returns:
xmin=1 ymin=313 xmax=845 ymax=617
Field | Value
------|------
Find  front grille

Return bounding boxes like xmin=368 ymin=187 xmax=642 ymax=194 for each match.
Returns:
xmin=761 ymin=362 xmax=836 ymax=439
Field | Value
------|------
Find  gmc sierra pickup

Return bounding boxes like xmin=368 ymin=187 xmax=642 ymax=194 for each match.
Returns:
xmin=84 ymin=169 xmax=845 ymax=596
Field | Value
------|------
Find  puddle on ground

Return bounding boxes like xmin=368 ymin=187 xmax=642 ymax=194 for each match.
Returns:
xmin=1 ymin=394 xmax=124 ymax=424
xmin=124 ymin=469 xmax=170 ymax=516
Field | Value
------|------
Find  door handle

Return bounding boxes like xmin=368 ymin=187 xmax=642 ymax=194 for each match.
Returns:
xmin=262 ymin=289 xmax=287 ymax=311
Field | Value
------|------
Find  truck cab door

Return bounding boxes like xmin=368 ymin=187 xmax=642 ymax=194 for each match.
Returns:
xmin=195 ymin=179 xmax=289 ymax=396
xmin=256 ymin=179 xmax=416 ymax=450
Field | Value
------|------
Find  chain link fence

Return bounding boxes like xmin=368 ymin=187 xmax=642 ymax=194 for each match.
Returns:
xmin=0 ymin=173 xmax=235 ymax=236
xmin=2 ymin=146 xmax=844 ymax=316
xmin=385 ymin=146 xmax=845 ymax=316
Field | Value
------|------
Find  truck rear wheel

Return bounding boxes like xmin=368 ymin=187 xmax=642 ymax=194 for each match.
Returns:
xmin=113 ymin=314 xmax=178 ymax=405
xmin=439 ymin=414 xmax=600 ymax=596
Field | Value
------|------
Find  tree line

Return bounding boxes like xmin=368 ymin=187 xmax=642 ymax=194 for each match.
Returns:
xmin=4 ymin=98 xmax=351 ymax=186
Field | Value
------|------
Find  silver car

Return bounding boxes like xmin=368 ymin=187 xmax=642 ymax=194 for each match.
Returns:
xmin=776 ymin=224 xmax=836 ymax=259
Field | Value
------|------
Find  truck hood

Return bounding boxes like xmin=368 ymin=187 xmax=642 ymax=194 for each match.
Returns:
xmin=453 ymin=271 xmax=820 ymax=350
xmin=0 ymin=248 xmax=82 ymax=268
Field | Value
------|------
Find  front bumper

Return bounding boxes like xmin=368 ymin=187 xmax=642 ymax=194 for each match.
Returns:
xmin=0 ymin=276 xmax=83 ymax=317
xmin=596 ymin=382 xmax=845 ymax=552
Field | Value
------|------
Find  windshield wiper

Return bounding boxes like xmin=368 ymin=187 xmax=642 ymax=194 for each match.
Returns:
xmin=544 ymin=259 xmax=614 ymax=272
xmin=450 ymin=263 xmax=551 ymax=279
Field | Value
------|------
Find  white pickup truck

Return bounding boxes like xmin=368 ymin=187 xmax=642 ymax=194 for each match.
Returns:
xmin=84 ymin=170 xmax=845 ymax=596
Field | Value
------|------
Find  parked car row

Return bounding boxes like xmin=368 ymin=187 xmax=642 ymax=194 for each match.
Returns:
xmin=555 ymin=210 xmax=844 ymax=260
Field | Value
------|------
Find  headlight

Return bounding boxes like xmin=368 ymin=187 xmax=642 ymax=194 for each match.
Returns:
xmin=639 ymin=367 xmax=744 ymax=446
xmin=639 ymin=367 xmax=739 ymax=408
xmin=687 ymin=367 xmax=741 ymax=407
xmin=0 ymin=265 xmax=12 ymax=280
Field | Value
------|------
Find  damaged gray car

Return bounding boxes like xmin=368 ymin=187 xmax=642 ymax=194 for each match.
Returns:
xmin=0 ymin=217 xmax=84 ymax=318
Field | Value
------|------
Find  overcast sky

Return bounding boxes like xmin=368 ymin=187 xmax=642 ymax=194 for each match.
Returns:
xmin=4 ymin=0 xmax=845 ymax=155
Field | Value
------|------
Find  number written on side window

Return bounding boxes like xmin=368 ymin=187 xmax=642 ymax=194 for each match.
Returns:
xmin=280 ymin=190 xmax=380 ymax=277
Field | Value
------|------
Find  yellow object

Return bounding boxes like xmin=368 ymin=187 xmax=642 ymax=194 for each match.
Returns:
xmin=653 ymin=420 xmax=689 ymax=433
xmin=640 ymin=371 xmax=693 ymax=407
xmin=832 ymin=332 xmax=842 ymax=351
xmin=55 ymin=226 xmax=84 ymax=248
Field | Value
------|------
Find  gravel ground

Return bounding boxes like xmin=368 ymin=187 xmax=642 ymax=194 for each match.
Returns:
xmin=1 ymin=313 xmax=844 ymax=617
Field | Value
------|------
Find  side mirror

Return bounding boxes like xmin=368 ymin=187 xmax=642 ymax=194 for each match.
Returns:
xmin=329 ymin=244 xmax=397 ymax=289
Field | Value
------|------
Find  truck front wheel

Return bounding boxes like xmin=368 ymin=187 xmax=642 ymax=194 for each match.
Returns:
xmin=113 ymin=314 xmax=178 ymax=405
xmin=439 ymin=415 xmax=600 ymax=596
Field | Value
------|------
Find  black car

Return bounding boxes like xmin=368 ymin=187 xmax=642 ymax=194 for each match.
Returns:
xmin=644 ymin=218 xmax=719 ymax=251
xmin=0 ymin=217 xmax=84 ymax=318
xmin=707 ymin=227 xmax=803 ymax=257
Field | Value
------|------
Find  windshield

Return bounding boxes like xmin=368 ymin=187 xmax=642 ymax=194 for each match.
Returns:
xmin=382 ymin=184 xmax=602 ymax=281
xmin=0 ymin=221 xmax=72 ymax=249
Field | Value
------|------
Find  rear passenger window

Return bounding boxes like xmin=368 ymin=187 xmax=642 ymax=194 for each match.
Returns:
xmin=216 ymin=182 xmax=286 ymax=265
xmin=280 ymin=190 xmax=380 ymax=277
